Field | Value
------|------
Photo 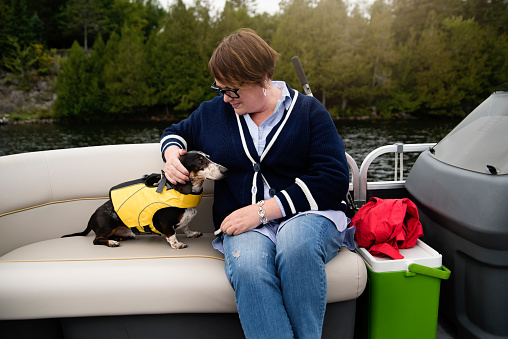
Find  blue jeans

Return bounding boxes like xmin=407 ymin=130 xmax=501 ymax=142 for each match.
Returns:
xmin=223 ymin=214 xmax=345 ymax=339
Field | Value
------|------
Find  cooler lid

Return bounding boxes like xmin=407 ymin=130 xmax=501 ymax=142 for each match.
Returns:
xmin=356 ymin=240 xmax=442 ymax=273
xmin=431 ymin=90 xmax=508 ymax=175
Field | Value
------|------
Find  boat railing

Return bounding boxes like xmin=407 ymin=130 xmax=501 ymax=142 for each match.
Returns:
xmin=346 ymin=152 xmax=360 ymax=201
xmin=356 ymin=143 xmax=437 ymax=205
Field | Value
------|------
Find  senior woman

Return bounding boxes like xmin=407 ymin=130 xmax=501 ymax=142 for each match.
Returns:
xmin=161 ymin=28 xmax=353 ymax=339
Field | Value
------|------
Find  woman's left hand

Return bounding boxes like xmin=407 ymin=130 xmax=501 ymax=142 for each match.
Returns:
xmin=220 ymin=204 xmax=260 ymax=236
xmin=220 ymin=198 xmax=283 ymax=236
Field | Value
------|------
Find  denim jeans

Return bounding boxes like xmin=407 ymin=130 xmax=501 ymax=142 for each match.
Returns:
xmin=223 ymin=214 xmax=345 ymax=339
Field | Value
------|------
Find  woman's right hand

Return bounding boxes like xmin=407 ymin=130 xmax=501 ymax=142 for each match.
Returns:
xmin=163 ymin=146 xmax=189 ymax=185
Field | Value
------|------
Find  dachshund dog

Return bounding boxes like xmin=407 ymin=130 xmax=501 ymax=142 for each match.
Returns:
xmin=62 ymin=151 xmax=227 ymax=249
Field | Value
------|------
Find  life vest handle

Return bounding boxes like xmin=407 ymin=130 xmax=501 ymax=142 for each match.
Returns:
xmin=156 ymin=170 xmax=167 ymax=194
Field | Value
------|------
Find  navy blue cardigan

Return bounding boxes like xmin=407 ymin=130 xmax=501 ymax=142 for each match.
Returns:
xmin=160 ymin=85 xmax=349 ymax=230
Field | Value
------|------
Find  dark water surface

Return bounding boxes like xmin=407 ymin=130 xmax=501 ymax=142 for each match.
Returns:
xmin=0 ymin=119 xmax=460 ymax=181
xmin=336 ymin=119 xmax=459 ymax=181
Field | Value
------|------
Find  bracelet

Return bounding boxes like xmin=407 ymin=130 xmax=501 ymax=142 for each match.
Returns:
xmin=257 ymin=200 xmax=268 ymax=225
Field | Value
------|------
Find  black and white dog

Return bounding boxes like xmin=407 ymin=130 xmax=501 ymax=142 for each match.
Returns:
xmin=62 ymin=151 xmax=227 ymax=249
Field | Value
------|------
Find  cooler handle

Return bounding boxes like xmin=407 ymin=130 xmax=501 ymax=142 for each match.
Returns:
xmin=408 ymin=264 xmax=451 ymax=280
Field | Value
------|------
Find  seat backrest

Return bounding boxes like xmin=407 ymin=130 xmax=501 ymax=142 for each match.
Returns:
xmin=0 ymin=144 xmax=215 ymax=255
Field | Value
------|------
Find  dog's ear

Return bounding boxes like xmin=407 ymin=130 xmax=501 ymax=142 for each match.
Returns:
xmin=182 ymin=152 xmax=208 ymax=172
xmin=179 ymin=153 xmax=195 ymax=171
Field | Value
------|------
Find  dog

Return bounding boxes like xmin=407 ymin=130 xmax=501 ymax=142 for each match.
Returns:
xmin=62 ymin=151 xmax=227 ymax=249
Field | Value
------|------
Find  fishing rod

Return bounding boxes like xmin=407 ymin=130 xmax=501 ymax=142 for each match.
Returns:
xmin=291 ymin=56 xmax=313 ymax=97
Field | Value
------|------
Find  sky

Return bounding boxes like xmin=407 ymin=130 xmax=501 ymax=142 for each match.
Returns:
xmin=161 ymin=0 xmax=375 ymax=16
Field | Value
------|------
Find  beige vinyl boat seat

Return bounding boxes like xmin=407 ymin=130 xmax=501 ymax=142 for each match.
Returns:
xmin=0 ymin=143 xmax=366 ymax=338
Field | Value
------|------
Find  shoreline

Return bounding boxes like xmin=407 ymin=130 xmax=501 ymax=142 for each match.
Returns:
xmin=1 ymin=113 xmax=429 ymax=125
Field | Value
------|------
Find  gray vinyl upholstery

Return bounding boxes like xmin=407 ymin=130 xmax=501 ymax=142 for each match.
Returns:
xmin=0 ymin=144 xmax=366 ymax=321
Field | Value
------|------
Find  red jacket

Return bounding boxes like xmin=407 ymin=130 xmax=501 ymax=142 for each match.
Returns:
xmin=352 ymin=197 xmax=424 ymax=259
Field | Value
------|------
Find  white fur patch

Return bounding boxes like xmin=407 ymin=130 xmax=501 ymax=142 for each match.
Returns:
xmin=203 ymin=162 xmax=227 ymax=181
xmin=108 ymin=240 xmax=120 ymax=247
xmin=176 ymin=208 xmax=202 ymax=238
xmin=166 ymin=234 xmax=187 ymax=249
xmin=189 ymin=162 xmax=226 ymax=192
xmin=177 ymin=208 xmax=197 ymax=228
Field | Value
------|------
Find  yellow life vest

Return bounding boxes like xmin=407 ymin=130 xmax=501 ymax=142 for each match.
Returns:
xmin=110 ymin=175 xmax=203 ymax=234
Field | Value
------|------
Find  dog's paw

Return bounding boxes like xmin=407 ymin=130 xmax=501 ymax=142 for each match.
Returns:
xmin=107 ymin=240 xmax=120 ymax=247
xmin=186 ymin=231 xmax=203 ymax=238
xmin=166 ymin=235 xmax=188 ymax=249
xmin=171 ymin=242 xmax=188 ymax=249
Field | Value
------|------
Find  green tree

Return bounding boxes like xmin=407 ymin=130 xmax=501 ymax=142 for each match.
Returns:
xmin=107 ymin=0 xmax=148 ymax=35
xmin=388 ymin=33 xmax=424 ymax=115
xmin=324 ymin=1 xmax=372 ymax=113
xmin=229 ymin=0 xmax=258 ymax=15
xmin=146 ymin=0 xmax=213 ymax=114
xmin=443 ymin=17 xmax=487 ymax=112
xmin=103 ymin=30 xmax=121 ymax=64
xmin=249 ymin=12 xmax=280 ymax=47
xmin=54 ymin=41 xmax=87 ymax=121
xmin=215 ymin=0 xmax=256 ymax=36
xmin=8 ymin=0 xmax=506 ymax=120
xmin=80 ymin=35 xmax=108 ymax=120
xmin=391 ymin=0 xmax=463 ymax=44
xmin=364 ymin=0 xmax=400 ymax=116
xmin=62 ymin=0 xmax=108 ymax=50
xmin=0 ymin=1 xmax=8 ymax=58
xmin=443 ymin=16 xmax=508 ymax=112
xmin=142 ymin=0 xmax=166 ymax=38
xmin=2 ymin=37 xmax=39 ymax=88
xmin=311 ymin=0 xmax=355 ymax=110
xmin=411 ymin=11 xmax=459 ymax=116
xmin=104 ymin=26 xmax=152 ymax=115
xmin=5 ymin=0 xmax=34 ymax=47
xmin=273 ymin=0 xmax=372 ymax=114
xmin=272 ymin=0 xmax=317 ymax=91
xmin=464 ymin=0 xmax=508 ymax=35
xmin=0 ymin=1 xmax=8 ymax=32
xmin=29 ymin=13 xmax=45 ymax=45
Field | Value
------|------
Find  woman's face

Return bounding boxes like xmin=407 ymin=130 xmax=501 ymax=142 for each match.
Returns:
xmin=215 ymin=80 xmax=266 ymax=116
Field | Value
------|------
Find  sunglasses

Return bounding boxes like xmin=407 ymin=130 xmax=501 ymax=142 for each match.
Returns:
xmin=211 ymin=81 xmax=240 ymax=99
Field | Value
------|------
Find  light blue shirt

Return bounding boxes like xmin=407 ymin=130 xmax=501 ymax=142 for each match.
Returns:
xmin=244 ymin=81 xmax=292 ymax=212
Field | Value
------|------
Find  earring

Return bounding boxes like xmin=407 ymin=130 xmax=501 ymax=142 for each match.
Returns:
xmin=263 ymin=88 xmax=267 ymax=96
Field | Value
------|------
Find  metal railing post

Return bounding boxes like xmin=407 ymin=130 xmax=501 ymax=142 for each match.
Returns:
xmin=358 ymin=143 xmax=436 ymax=204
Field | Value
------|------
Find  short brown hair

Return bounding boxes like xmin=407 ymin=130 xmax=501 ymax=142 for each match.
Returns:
xmin=208 ymin=28 xmax=279 ymax=89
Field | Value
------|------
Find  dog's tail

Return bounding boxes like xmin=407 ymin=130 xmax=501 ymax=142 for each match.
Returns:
xmin=61 ymin=220 xmax=93 ymax=238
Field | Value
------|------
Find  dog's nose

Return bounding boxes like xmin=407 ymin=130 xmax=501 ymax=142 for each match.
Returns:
xmin=220 ymin=166 xmax=228 ymax=175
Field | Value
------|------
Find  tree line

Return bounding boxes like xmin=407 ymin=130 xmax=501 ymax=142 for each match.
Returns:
xmin=1 ymin=0 xmax=507 ymax=122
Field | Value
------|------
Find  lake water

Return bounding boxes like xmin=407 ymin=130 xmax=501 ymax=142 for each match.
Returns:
xmin=0 ymin=119 xmax=460 ymax=181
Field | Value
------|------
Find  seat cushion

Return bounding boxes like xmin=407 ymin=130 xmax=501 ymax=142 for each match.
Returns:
xmin=0 ymin=233 xmax=366 ymax=320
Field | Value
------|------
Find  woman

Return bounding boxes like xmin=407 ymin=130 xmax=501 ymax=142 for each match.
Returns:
xmin=161 ymin=28 xmax=353 ymax=338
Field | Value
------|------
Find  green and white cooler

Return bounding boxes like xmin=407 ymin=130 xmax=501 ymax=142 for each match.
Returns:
xmin=356 ymin=240 xmax=451 ymax=339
